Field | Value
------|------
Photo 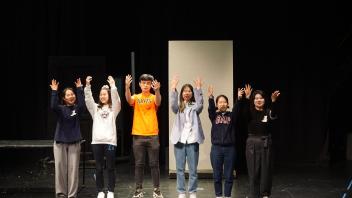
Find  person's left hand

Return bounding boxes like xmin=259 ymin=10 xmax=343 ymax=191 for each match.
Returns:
xmin=107 ymin=76 xmax=115 ymax=87
xmin=194 ymin=77 xmax=203 ymax=89
xmin=74 ymin=78 xmax=82 ymax=88
xmin=271 ymin=90 xmax=280 ymax=102
xmin=152 ymin=79 xmax=161 ymax=91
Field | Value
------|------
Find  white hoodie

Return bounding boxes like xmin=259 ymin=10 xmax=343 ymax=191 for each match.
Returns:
xmin=84 ymin=85 xmax=121 ymax=146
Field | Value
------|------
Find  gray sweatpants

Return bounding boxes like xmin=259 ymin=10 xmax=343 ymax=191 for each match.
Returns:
xmin=53 ymin=142 xmax=81 ymax=198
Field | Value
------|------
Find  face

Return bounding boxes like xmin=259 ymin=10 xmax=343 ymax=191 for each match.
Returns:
xmin=254 ymin=93 xmax=265 ymax=109
xmin=139 ymin=80 xmax=152 ymax=93
xmin=217 ymin=97 xmax=228 ymax=112
xmin=99 ymin=89 xmax=109 ymax=104
xmin=182 ymin=87 xmax=193 ymax=102
xmin=63 ymin=89 xmax=76 ymax=106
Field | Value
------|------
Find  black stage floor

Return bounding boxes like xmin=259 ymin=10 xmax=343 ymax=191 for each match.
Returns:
xmin=0 ymin=150 xmax=351 ymax=198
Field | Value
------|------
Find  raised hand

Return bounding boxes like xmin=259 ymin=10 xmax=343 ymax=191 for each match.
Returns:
xmin=50 ymin=79 xmax=59 ymax=91
xmin=271 ymin=90 xmax=280 ymax=102
xmin=107 ymin=76 xmax=115 ymax=87
xmin=74 ymin=78 xmax=82 ymax=88
xmin=208 ymin=85 xmax=214 ymax=97
xmin=86 ymin=76 xmax=92 ymax=86
xmin=152 ymin=79 xmax=161 ymax=91
xmin=125 ymin=74 xmax=132 ymax=89
xmin=237 ymin=88 xmax=245 ymax=99
xmin=170 ymin=75 xmax=179 ymax=90
xmin=194 ymin=77 xmax=203 ymax=89
xmin=244 ymin=84 xmax=252 ymax=99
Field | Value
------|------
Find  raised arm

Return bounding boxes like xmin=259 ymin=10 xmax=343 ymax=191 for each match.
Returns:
xmin=74 ymin=78 xmax=85 ymax=113
xmin=231 ymin=88 xmax=245 ymax=122
xmin=170 ymin=75 xmax=179 ymax=114
xmin=152 ymin=79 xmax=161 ymax=107
xmin=269 ymin=90 xmax=280 ymax=120
xmin=207 ymin=85 xmax=216 ymax=121
xmin=193 ymin=77 xmax=204 ymax=114
xmin=125 ymin=74 xmax=135 ymax=106
xmin=238 ymin=84 xmax=252 ymax=122
xmin=50 ymin=79 xmax=61 ymax=113
xmin=84 ymin=76 xmax=97 ymax=116
xmin=107 ymin=75 xmax=121 ymax=117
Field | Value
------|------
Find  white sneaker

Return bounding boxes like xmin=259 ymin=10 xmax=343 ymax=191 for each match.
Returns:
xmin=97 ymin=192 xmax=105 ymax=198
xmin=178 ymin=193 xmax=186 ymax=198
xmin=107 ymin=191 xmax=114 ymax=198
xmin=190 ymin=192 xmax=197 ymax=198
xmin=132 ymin=188 xmax=144 ymax=198
xmin=263 ymin=196 xmax=269 ymax=198
xmin=216 ymin=197 xmax=223 ymax=198
xmin=152 ymin=188 xmax=163 ymax=198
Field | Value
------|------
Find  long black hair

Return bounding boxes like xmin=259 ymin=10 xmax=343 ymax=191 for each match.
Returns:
xmin=179 ymin=84 xmax=195 ymax=113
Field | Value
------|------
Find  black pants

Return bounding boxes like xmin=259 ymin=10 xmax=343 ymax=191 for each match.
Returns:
xmin=91 ymin=144 xmax=116 ymax=192
xmin=133 ymin=135 xmax=160 ymax=189
xmin=246 ymin=135 xmax=273 ymax=198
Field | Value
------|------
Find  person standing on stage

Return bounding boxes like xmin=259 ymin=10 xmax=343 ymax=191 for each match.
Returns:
xmin=50 ymin=78 xmax=85 ymax=198
xmin=239 ymin=84 xmax=280 ymax=198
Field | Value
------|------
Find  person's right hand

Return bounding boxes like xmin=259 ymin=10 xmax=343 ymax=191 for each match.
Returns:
xmin=125 ymin=74 xmax=132 ymax=88
xmin=208 ymin=85 xmax=214 ymax=97
xmin=170 ymin=75 xmax=179 ymax=90
xmin=86 ymin=76 xmax=92 ymax=86
xmin=244 ymin=84 xmax=252 ymax=99
xmin=194 ymin=77 xmax=203 ymax=89
xmin=237 ymin=88 xmax=244 ymax=100
xmin=50 ymin=79 xmax=59 ymax=91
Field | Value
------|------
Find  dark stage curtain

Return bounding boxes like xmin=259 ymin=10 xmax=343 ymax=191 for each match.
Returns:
xmin=5 ymin=1 xmax=351 ymax=167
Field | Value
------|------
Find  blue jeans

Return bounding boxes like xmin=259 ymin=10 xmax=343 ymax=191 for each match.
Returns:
xmin=174 ymin=142 xmax=199 ymax=193
xmin=210 ymin=144 xmax=236 ymax=197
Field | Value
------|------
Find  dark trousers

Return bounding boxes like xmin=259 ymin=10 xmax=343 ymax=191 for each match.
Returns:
xmin=246 ymin=135 xmax=273 ymax=198
xmin=91 ymin=144 xmax=116 ymax=192
xmin=133 ymin=135 xmax=160 ymax=189
xmin=210 ymin=144 xmax=236 ymax=197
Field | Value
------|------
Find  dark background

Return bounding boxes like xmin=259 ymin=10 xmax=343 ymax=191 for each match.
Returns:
xmin=4 ymin=1 xmax=352 ymax=171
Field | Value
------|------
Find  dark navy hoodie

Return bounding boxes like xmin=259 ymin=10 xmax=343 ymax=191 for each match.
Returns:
xmin=51 ymin=87 xmax=85 ymax=143
xmin=208 ymin=97 xmax=240 ymax=146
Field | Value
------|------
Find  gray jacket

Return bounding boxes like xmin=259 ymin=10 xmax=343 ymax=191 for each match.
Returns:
xmin=170 ymin=88 xmax=205 ymax=144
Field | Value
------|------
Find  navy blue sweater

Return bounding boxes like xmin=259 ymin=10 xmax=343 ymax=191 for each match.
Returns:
xmin=51 ymin=87 xmax=85 ymax=143
xmin=208 ymin=97 xmax=240 ymax=146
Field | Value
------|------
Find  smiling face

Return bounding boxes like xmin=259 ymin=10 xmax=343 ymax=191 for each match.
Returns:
xmin=62 ymin=88 xmax=76 ymax=106
xmin=99 ymin=89 xmax=110 ymax=105
xmin=182 ymin=86 xmax=193 ymax=102
xmin=254 ymin=93 xmax=265 ymax=110
xmin=216 ymin=96 xmax=229 ymax=112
